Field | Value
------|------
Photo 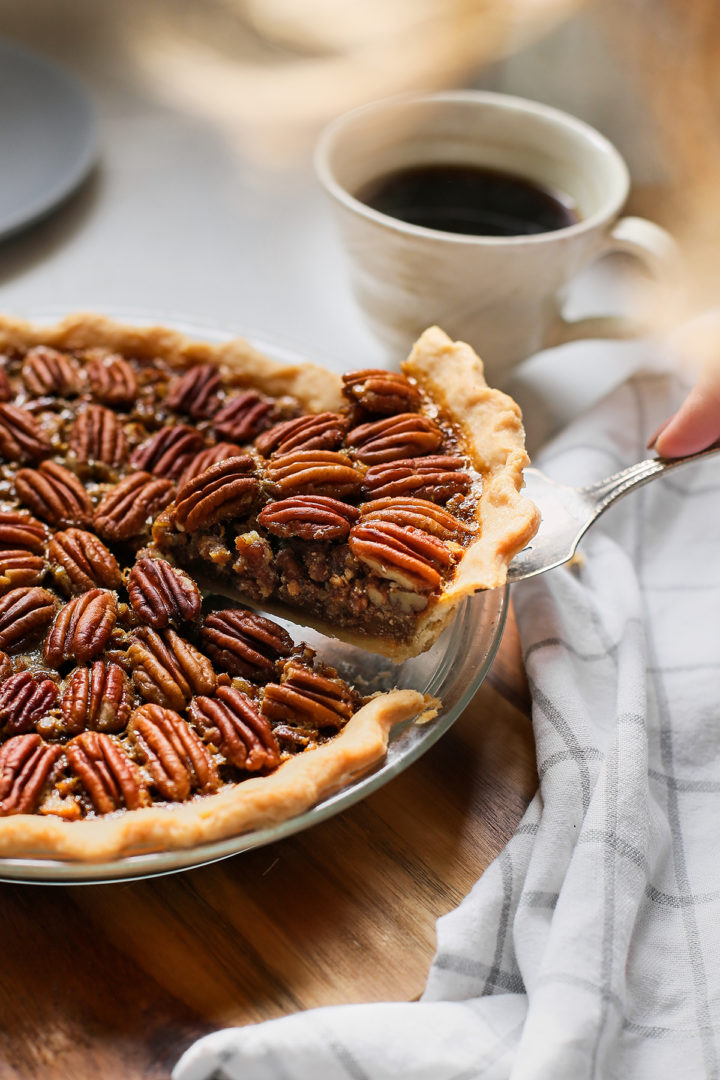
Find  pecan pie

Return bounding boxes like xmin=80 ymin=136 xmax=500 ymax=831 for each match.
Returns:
xmin=0 ymin=313 xmax=537 ymax=861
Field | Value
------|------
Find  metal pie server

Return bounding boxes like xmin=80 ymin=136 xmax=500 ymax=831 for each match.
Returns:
xmin=507 ymin=442 xmax=720 ymax=583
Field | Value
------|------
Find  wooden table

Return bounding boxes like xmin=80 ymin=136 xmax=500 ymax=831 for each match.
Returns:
xmin=0 ymin=608 xmax=536 ymax=1080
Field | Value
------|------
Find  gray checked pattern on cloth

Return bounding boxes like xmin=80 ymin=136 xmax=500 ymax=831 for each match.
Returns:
xmin=174 ymin=367 xmax=720 ymax=1080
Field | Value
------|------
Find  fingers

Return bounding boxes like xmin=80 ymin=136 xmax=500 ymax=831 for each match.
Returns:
xmin=651 ymin=368 xmax=720 ymax=457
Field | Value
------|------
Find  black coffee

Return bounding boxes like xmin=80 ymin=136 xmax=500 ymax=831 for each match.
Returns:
xmin=357 ymin=163 xmax=579 ymax=237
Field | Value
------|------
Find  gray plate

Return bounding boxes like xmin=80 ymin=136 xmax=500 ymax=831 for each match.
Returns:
xmin=0 ymin=39 xmax=97 ymax=240
xmin=0 ymin=314 xmax=507 ymax=884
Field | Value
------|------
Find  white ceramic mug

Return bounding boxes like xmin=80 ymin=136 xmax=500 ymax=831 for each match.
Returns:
xmin=315 ymin=90 xmax=675 ymax=385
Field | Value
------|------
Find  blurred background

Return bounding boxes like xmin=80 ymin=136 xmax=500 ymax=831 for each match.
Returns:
xmin=0 ymin=0 xmax=715 ymax=385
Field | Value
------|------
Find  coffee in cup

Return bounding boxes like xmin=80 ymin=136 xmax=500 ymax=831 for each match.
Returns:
xmin=315 ymin=91 xmax=676 ymax=385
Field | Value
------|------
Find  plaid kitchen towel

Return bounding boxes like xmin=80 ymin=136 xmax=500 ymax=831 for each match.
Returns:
xmin=174 ymin=368 xmax=720 ymax=1080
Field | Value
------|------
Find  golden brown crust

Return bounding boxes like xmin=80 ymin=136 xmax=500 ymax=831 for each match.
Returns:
xmin=0 ymin=312 xmax=345 ymax=413
xmin=0 ymin=689 xmax=432 ymax=861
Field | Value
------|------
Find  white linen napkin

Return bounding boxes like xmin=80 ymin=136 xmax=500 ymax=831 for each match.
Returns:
xmin=174 ymin=367 xmax=720 ymax=1080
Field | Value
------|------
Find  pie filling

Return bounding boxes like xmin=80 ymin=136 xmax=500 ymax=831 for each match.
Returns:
xmin=0 ymin=316 xmax=537 ymax=848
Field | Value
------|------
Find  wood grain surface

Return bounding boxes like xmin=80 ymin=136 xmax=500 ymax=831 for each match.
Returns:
xmin=0 ymin=606 xmax=536 ymax=1080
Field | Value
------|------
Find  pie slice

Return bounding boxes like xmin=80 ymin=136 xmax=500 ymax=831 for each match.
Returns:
xmin=0 ymin=313 xmax=537 ymax=862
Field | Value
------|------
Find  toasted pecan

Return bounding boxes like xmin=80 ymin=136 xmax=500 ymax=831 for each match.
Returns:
xmin=48 ymin=529 xmax=123 ymax=596
xmin=0 ymin=734 xmax=63 ymax=815
xmin=349 ymin=521 xmax=456 ymax=590
xmin=0 ymin=587 xmax=57 ymax=652
xmin=127 ymin=557 xmax=202 ymax=628
xmin=0 ymin=403 xmax=52 ymax=463
xmin=84 ymin=352 xmax=137 ymax=406
xmin=126 ymin=626 xmax=216 ymax=711
xmin=94 ymin=471 xmax=175 ymax=542
xmin=0 ymin=510 xmax=47 ymax=553
xmin=69 ymin=405 xmax=128 ymax=468
xmin=342 ymin=369 xmax=421 ymax=415
xmin=258 ymin=495 xmax=360 ymax=541
xmin=172 ymin=455 xmax=260 ymax=531
xmin=0 ymin=549 xmax=46 ymax=592
xmin=213 ymin=390 xmax=275 ymax=442
xmin=15 ymin=461 xmax=94 ymax=529
xmin=61 ymin=661 xmax=133 ymax=735
xmin=179 ymin=441 xmax=245 ymax=484
xmin=346 ymin=413 xmax=443 ymax=465
xmin=265 ymin=449 xmax=362 ymax=500
xmin=165 ymin=364 xmax=222 ymax=419
xmin=128 ymin=703 xmax=220 ymax=800
xmin=44 ymin=589 xmax=117 ymax=666
xmin=362 ymin=455 xmax=471 ymax=503
xmin=201 ymin=608 xmax=293 ymax=681
xmin=188 ymin=686 xmax=280 ymax=772
xmin=261 ymin=662 xmax=357 ymax=730
xmin=359 ymin=497 xmax=474 ymax=539
xmin=255 ymin=412 xmax=349 ymax=457
xmin=21 ymin=346 xmax=83 ymax=398
xmin=0 ymin=671 xmax=59 ymax=736
xmin=130 ymin=424 xmax=205 ymax=481
xmin=66 ymin=731 xmax=149 ymax=813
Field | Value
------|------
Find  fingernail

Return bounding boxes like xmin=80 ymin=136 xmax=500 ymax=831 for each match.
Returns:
xmin=646 ymin=417 xmax=671 ymax=450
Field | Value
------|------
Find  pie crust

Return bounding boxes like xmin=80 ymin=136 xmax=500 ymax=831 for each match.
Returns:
xmin=0 ymin=313 xmax=536 ymax=862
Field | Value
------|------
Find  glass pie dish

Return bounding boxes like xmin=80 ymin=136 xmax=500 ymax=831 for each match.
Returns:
xmin=0 ymin=313 xmax=508 ymax=884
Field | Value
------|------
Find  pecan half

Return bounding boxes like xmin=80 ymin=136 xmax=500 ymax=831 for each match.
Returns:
xmin=127 ymin=557 xmax=202 ymax=628
xmin=362 ymin=455 xmax=471 ymax=503
xmin=0 ymin=365 xmax=11 ymax=402
xmin=179 ymin=441 xmax=245 ymax=484
xmin=189 ymin=686 xmax=280 ymax=772
xmin=128 ymin=703 xmax=220 ymax=800
xmin=130 ymin=424 xmax=205 ymax=481
xmin=165 ymin=364 xmax=222 ymax=419
xmin=69 ymin=405 xmax=128 ymax=468
xmin=44 ymin=589 xmax=117 ymax=666
xmin=172 ymin=455 xmax=260 ymax=531
xmin=0 ymin=587 xmax=57 ymax=652
xmin=0 ymin=510 xmax=47 ymax=552
xmin=66 ymin=731 xmax=149 ymax=813
xmin=255 ymin=412 xmax=349 ymax=457
xmin=261 ymin=662 xmax=357 ymax=730
xmin=266 ymin=450 xmax=362 ymax=499
xmin=126 ymin=626 xmax=216 ymax=711
xmin=15 ymin=460 xmax=94 ymax=529
xmin=48 ymin=528 xmax=122 ymax=596
xmin=85 ymin=352 xmax=138 ymax=406
xmin=21 ymin=346 xmax=83 ymax=398
xmin=0 ymin=549 xmax=45 ymax=592
xmin=360 ymin=497 xmax=474 ymax=540
xmin=257 ymin=495 xmax=360 ymax=541
xmin=213 ymin=391 xmax=276 ymax=443
xmin=0 ymin=403 xmax=52 ymax=462
xmin=342 ymin=369 xmax=421 ymax=415
xmin=346 ymin=413 xmax=443 ymax=465
xmin=94 ymin=471 xmax=175 ymax=542
xmin=0 ymin=735 xmax=63 ymax=814
xmin=61 ymin=661 xmax=132 ymax=735
xmin=201 ymin=608 xmax=293 ymax=680
xmin=349 ymin=521 xmax=455 ymax=590
xmin=0 ymin=671 xmax=59 ymax=735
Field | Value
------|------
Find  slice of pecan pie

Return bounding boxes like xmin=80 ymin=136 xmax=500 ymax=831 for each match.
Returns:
xmin=0 ymin=313 xmax=536 ymax=862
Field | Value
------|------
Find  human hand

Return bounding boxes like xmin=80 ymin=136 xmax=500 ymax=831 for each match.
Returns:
xmin=648 ymin=362 xmax=720 ymax=457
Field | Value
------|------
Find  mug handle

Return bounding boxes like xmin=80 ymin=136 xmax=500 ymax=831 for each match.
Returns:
xmin=544 ymin=216 xmax=678 ymax=347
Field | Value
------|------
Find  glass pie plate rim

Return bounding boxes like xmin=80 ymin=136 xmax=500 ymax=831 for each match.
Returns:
xmin=0 ymin=309 xmax=508 ymax=885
